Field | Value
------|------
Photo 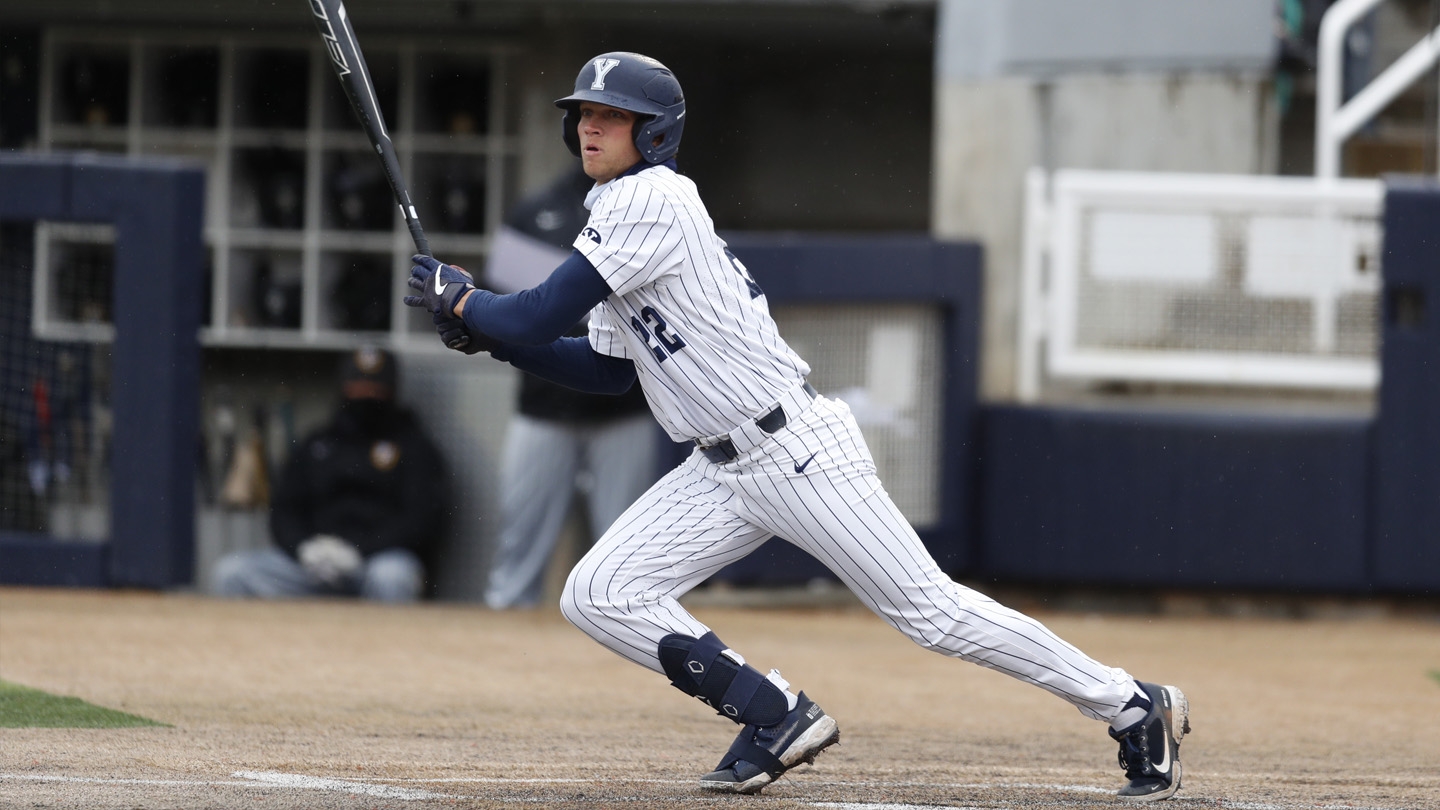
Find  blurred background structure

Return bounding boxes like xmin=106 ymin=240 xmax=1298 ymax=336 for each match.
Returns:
xmin=0 ymin=0 xmax=1436 ymax=600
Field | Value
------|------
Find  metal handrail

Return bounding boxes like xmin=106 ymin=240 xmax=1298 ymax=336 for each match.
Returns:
xmin=1316 ymin=0 xmax=1440 ymax=178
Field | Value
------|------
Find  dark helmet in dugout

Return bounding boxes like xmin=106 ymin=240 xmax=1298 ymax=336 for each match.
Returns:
xmin=554 ymin=52 xmax=685 ymax=164
xmin=340 ymin=344 xmax=397 ymax=396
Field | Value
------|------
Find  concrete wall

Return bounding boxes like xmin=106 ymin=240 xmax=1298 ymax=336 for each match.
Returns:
xmin=931 ymin=0 xmax=1279 ymax=400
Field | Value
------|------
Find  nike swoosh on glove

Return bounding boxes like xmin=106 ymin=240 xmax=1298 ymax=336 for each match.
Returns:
xmin=433 ymin=309 xmax=496 ymax=355
xmin=403 ymin=254 xmax=477 ymax=316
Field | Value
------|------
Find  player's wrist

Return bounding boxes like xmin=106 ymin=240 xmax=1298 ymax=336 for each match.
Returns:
xmin=455 ymin=288 xmax=477 ymax=318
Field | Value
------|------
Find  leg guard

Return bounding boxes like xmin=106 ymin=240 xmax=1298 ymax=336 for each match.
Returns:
xmin=658 ymin=631 xmax=788 ymax=727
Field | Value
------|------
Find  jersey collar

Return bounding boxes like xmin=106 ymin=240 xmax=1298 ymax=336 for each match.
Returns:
xmin=585 ymin=158 xmax=679 ymax=209
xmin=621 ymin=157 xmax=678 ymax=179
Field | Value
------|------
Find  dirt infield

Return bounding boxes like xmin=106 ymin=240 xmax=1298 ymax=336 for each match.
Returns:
xmin=1 ymin=586 xmax=1437 ymax=810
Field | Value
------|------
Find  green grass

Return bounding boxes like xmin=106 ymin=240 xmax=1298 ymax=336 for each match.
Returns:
xmin=0 ymin=680 xmax=166 ymax=728
xmin=1430 ymin=670 xmax=1440 ymax=688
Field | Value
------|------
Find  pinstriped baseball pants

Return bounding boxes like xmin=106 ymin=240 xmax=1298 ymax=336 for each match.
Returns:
xmin=560 ymin=394 xmax=1137 ymax=724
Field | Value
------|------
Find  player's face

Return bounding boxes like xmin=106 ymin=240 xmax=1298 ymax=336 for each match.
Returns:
xmin=577 ymin=102 xmax=643 ymax=184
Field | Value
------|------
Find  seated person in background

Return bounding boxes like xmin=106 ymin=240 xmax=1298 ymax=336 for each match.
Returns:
xmin=212 ymin=345 xmax=449 ymax=602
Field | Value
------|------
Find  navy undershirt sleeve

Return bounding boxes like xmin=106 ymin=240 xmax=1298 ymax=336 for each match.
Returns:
xmin=468 ymin=250 xmax=636 ymax=394
xmin=490 ymin=337 xmax=638 ymax=395
xmin=461 ymin=249 xmax=612 ymax=345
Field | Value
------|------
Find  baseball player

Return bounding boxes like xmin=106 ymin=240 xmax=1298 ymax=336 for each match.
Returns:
xmin=405 ymin=52 xmax=1190 ymax=800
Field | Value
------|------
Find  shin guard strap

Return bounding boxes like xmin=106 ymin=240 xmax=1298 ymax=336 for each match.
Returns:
xmin=718 ymin=726 xmax=786 ymax=778
xmin=657 ymin=632 xmax=788 ymax=727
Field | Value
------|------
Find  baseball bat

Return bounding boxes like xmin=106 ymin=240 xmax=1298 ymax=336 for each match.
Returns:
xmin=306 ymin=0 xmax=430 ymax=257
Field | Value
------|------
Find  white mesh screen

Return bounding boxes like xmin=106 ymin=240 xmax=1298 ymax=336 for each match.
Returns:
xmin=772 ymin=303 xmax=944 ymax=527
xmin=1074 ymin=210 xmax=1380 ymax=357
xmin=1028 ymin=171 xmax=1385 ymax=393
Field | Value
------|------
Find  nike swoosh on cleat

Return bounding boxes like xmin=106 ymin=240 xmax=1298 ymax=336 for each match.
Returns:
xmin=794 ymin=453 xmax=817 ymax=474
xmin=1153 ymin=719 xmax=1173 ymax=776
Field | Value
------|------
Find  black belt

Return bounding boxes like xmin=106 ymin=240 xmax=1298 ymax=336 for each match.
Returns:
xmin=696 ymin=382 xmax=817 ymax=464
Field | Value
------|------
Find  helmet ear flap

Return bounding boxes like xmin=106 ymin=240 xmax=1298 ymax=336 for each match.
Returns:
xmin=638 ymin=112 xmax=684 ymax=163
xmin=561 ymin=105 xmax=582 ymax=157
xmin=631 ymin=114 xmax=660 ymax=160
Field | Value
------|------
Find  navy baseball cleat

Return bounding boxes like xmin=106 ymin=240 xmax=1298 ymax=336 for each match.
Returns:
xmin=698 ymin=692 xmax=840 ymax=794
xmin=1111 ymin=682 xmax=1191 ymax=801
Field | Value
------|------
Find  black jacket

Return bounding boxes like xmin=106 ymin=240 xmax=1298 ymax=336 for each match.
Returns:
xmin=269 ymin=400 xmax=449 ymax=564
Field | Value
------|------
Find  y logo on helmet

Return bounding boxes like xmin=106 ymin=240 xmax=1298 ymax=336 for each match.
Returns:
xmin=590 ymin=58 xmax=621 ymax=91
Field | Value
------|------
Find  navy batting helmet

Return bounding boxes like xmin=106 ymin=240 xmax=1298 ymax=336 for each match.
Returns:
xmin=554 ymin=52 xmax=685 ymax=164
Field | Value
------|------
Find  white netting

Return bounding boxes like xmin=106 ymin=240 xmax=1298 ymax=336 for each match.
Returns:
xmin=1027 ymin=171 xmax=1385 ymax=394
xmin=1072 ymin=209 xmax=1380 ymax=357
xmin=772 ymin=303 xmax=944 ymax=527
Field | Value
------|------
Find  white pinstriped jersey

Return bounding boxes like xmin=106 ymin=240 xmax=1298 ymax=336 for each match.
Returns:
xmin=575 ymin=164 xmax=810 ymax=442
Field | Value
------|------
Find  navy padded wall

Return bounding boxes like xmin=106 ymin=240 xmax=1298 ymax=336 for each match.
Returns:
xmin=980 ymin=406 xmax=1372 ymax=591
xmin=1373 ymin=177 xmax=1440 ymax=593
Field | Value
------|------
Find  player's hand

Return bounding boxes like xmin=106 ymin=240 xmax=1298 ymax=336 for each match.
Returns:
xmin=432 ymin=309 xmax=496 ymax=355
xmin=403 ymin=254 xmax=476 ymax=316
xmin=297 ymin=534 xmax=363 ymax=586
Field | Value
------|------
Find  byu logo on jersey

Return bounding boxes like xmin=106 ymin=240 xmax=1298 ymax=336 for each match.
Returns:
xmin=590 ymin=58 xmax=621 ymax=90
xmin=582 ymin=227 xmax=602 ymax=244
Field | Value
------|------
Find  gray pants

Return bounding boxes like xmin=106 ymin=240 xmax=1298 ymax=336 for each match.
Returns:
xmin=212 ymin=547 xmax=425 ymax=602
xmin=483 ymin=412 xmax=659 ymax=609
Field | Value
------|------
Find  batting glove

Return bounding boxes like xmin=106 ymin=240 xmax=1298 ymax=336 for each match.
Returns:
xmin=432 ymin=309 xmax=496 ymax=355
xmin=403 ymin=254 xmax=476 ymax=316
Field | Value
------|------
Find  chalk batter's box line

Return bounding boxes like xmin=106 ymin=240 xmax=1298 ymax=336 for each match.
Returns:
xmin=0 ymin=771 xmax=1423 ymax=810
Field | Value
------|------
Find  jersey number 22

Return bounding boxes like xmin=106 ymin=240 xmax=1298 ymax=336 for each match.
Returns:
xmin=631 ymin=306 xmax=686 ymax=362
